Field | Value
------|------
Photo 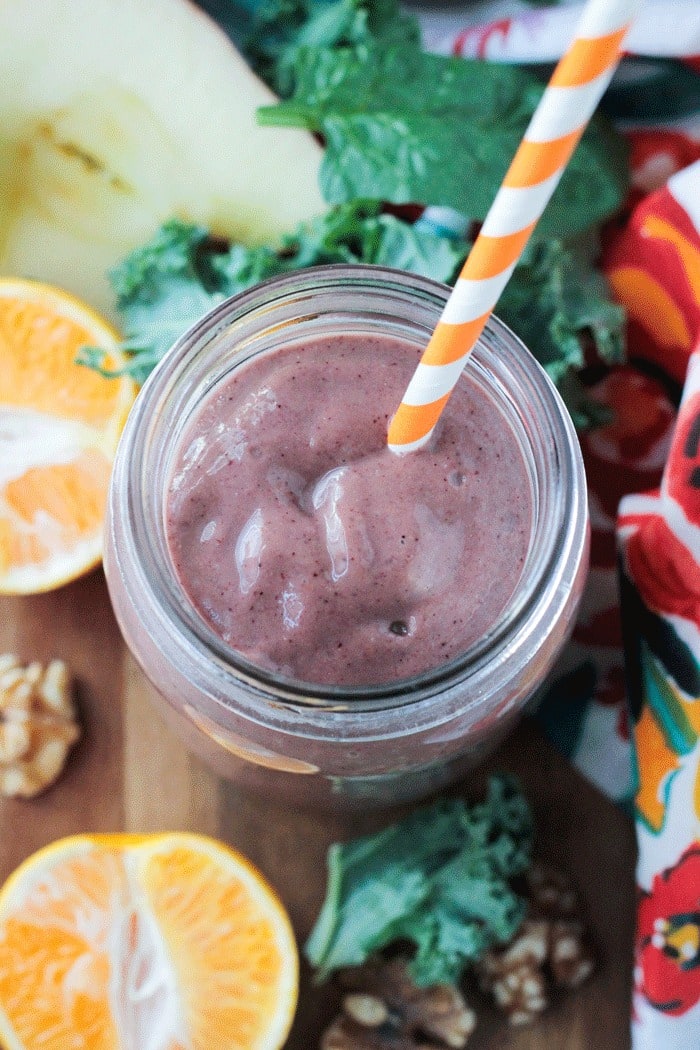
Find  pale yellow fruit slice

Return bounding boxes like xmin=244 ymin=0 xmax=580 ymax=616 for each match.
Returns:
xmin=0 ymin=0 xmax=325 ymax=322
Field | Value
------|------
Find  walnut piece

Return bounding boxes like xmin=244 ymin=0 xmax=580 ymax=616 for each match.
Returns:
xmin=476 ymin=862 xmax=595 ymax=1025
xmin=321 ymin=958 xmax=476 ymax=1050
xmin=477 ymin=919 xmax=551 ymax=1025
xmin=0 ymin=654 xmax=80 ymax=798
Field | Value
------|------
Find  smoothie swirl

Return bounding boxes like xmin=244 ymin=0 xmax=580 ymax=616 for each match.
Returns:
xmin=165 ymin=333 xmax=532 ymax=687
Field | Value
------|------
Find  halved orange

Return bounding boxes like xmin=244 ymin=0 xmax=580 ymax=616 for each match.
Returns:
xmin=0 ymin=832 xmax=299 ymax=1050
xmin=0 ymin=277 xmax=136 ymax=593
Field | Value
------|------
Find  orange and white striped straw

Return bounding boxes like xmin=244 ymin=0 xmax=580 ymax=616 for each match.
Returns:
xmin=387 ymin=0 xmax=642 ymax=454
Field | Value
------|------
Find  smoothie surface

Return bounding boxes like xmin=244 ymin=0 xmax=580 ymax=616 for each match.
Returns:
xmin=165 ymin=332 xmax=532 ymax=686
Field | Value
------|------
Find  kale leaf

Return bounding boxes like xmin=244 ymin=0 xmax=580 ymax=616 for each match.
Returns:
xmin=257 ymin=41 xmax=629 ymax=239
xmin=76 ymin=221 xmax=222 ymax=384
xmin=305 ymin=774 xmax=533 ymax=986
xmin=78 ymin=211 xmax=625 ymax=429
xmin=244 ymin=0 xmax=419 ymax=98
xmin=77 ymin=207 xmax=464 ymax=382
xmin=497 ymin=237 xmax=626 ymax=428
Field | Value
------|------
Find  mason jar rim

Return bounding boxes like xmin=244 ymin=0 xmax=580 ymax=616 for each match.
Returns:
xmin=107 ymin=263 xmax=588 ymax=742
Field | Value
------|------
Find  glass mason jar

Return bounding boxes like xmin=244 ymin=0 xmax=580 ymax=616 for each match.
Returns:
xmin=104 ymin=265 xmax=589 ymax=810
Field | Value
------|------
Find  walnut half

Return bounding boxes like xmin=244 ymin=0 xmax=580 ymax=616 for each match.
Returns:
xmin=0 ymin=654 xmax=80 ymax=798
xmin=476 ymin=862 xmax=595 ymax=1025
xmin=321 ymin=959 xmax=477 ymax=1050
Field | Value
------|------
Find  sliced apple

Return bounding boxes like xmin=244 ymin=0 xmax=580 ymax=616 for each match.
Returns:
xmin=0 ymin=0 xmax=326 ymax=321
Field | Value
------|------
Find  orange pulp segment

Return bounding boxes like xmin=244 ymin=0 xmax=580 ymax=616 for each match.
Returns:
xmin=0 ymin=832 xmax=299 ymax=1050
xmin=0 ymin=278 xmax=136 ymax=592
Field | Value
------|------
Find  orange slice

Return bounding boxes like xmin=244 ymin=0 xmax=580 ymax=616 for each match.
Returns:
xmin=0 ymin=277 xmax=136 ymax=593
xmin=0 ymin=832 xmax=299 ymax=1050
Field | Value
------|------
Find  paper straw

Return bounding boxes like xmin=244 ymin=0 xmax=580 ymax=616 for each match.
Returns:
xmin=387 ymin=0 xmax=642 ymax=454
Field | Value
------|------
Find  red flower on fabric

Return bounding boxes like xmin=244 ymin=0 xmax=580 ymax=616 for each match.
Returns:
xmin=636 ymin=845 xmax=700 ymax=1015
xmin=623 ymin=511 xmax=700 ymax=628
xmin=603 ymin=186 xmax=700 ymax=385
xmin=627 ymin=130 xmax=700 ymax=196
xmin=580 ymin=366 xmax=676 ymax=568
xmin=664 ymin=388 xmax=700 ymax=530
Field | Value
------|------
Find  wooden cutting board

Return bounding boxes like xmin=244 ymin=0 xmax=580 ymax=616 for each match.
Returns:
xmin=0 ymin=569 xmax=637 ymax=1049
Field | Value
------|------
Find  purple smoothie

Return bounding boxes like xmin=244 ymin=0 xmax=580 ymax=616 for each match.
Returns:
xmin=165 ymin=332 xmax=532 ymax=687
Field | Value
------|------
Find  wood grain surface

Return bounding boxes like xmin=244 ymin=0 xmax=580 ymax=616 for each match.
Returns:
xmin=0 ymin=569 xmax=637 ymax=1049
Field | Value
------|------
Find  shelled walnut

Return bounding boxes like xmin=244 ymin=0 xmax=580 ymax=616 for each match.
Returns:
xmin=0 ymin=654 xmax=80 ymax=798
xmin=476 ymin=862 xmax=595 ymax=1025
xmin=321 ymin=958 xmax=476 ymax=1050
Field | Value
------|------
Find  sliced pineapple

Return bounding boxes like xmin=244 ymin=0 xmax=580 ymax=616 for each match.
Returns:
xmin=0 ymin=0 xmax=325 ymax=322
